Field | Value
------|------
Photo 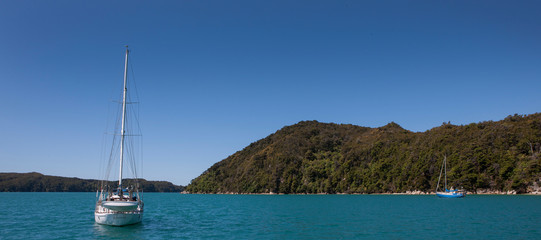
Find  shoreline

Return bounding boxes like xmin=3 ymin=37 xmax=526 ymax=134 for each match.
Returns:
xmin=181 ymin=190 xmax=541 ymax=195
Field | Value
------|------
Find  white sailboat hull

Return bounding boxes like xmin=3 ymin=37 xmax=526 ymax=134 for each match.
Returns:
xmin=95 ymin=201 xmax=144 ymax=226
xmin=95 ymin=211 xmax=143 ymax=226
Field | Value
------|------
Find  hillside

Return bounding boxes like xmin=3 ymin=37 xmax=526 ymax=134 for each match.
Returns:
xmin=186 ymin=113 xmax=541 ymax=194
xmin=0 ymin=172 xmax=184 ymax=192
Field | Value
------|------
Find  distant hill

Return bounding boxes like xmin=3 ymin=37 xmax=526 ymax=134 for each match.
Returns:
xmin=186 ymin=113 xmax=541 ymax=194
xmin=0 ymin=172 xmax=184 ymax=192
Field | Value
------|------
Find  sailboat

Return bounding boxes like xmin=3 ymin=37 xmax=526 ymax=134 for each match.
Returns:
xmin=95 ymin=47 xmax=144 ymax=226
xmin=435 ymin=155 xmax=465 ymax=198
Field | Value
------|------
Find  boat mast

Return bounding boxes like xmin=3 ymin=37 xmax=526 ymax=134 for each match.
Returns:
xmin=444 ymin=155 xmax=447 ymax=191
xmin=119 ymin=46 xmax=129 ymax=190
xmin=436 ymin=156 xmax=444 ymax=192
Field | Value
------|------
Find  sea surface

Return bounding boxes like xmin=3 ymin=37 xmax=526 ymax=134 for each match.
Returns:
xmin=0 ymin=193 xmax=540 ymax=239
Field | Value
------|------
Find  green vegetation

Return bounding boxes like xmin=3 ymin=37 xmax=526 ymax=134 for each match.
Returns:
xmin=0 ymin=172 xmax=184 ymax=192
xmin=187 ymin=113 xmax=541 ymax=194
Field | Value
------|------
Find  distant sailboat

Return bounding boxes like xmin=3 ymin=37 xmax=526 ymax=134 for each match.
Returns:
xmin=95 ymin=47 xmax=144 ymax=226
xmin=436 ymin=155 xmax=465 ymax=198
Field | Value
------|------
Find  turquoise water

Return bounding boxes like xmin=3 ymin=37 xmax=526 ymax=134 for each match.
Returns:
xmin=1 ymin=193 xmax=540 ymax=239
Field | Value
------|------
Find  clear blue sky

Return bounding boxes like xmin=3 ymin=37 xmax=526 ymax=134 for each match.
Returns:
xmin=1 ymin=1 xmax=540 ymax=185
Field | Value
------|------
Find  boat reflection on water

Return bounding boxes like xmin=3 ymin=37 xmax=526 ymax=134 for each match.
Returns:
xmin=93 ymin=220 xmax=144 ymax=237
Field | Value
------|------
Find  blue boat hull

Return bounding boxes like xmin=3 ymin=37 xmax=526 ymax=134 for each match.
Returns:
xmin=436 ymin=192 xmax=465 ymax=198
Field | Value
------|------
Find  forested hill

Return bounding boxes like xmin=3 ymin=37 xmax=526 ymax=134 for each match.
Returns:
xmin=0 ymin=172 xmax=184 ymax=192
xmin=187 ymin=113 xmax=541 ymax=194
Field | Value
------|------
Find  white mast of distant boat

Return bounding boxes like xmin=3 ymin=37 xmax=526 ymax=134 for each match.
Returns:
xmin=437 ymin=155 xmax=448 ymax=191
